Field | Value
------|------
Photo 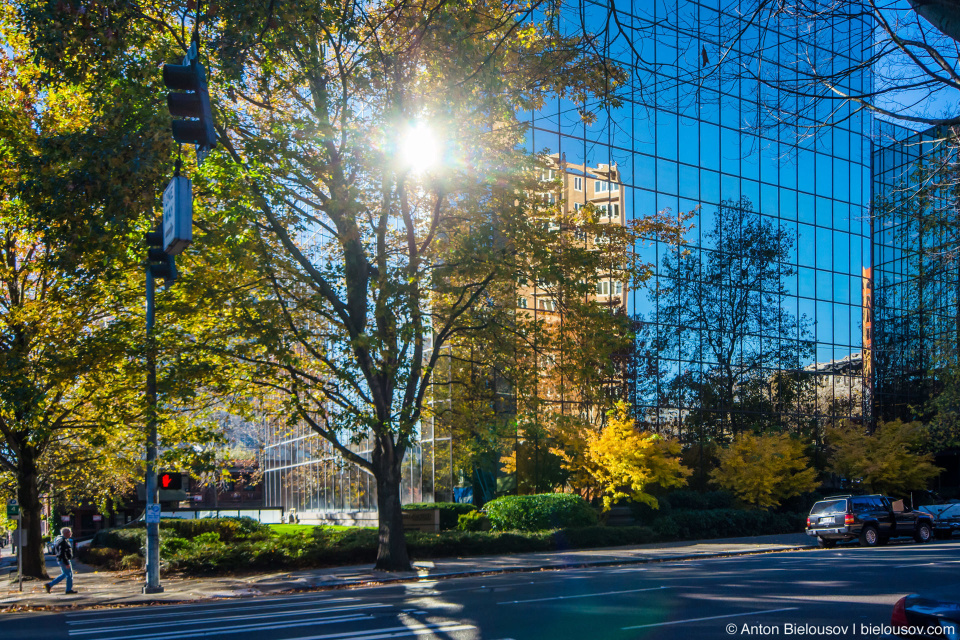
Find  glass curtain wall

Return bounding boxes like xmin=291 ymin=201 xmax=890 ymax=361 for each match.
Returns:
xmin=526 ymin=1 xmax=872 ymax=446
xmin=872 ymin=122 xmax=960 ymax=421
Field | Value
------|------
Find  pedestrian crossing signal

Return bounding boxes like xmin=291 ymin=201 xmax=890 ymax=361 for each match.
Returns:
xmin=159 ymin=472 xmax=182 ymax=491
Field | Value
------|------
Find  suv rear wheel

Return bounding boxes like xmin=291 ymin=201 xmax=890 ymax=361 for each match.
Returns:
xmin=859 ymin=525 xmax=880 ymax=547
xmin=817 ymin=537 xmax=837 ymax=549
xmin=914 ymin=523 xmax=933 ymax=544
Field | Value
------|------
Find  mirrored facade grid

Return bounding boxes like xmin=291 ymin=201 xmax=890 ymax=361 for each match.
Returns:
xmin=873 ymin=122 xmax=960 ymax=421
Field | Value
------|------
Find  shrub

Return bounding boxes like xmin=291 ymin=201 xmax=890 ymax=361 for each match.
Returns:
xmin=79 ymin=546 xmax=123 ymax=569
xmin=161 ymin=537 xmax=190 ymax=555
xmin=484 ymin=493 xmax=598 ymax=532
xmin=91 ymin=528 xmax=145 ymax=554
xmin=402 ymin=502 xmax=476 ymax=530
xmin=161 ymin=517 xmax=267 ymax=541
xmin=456 ymin=510 xmax=490 ymax=532
xmin=120 ymin=553 xmax=142 ymax=571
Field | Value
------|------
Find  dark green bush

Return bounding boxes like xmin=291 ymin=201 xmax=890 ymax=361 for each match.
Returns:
xmin=650 ymin=509 xmax=804 ymax=541
xmin=79 ymin=546 xmax=123 ymax=569
xmin=91 ymin=528 xmax=145 ymax=554
xmin=456 ymin=510 xmax=490 ymax=532
xmin=160 ymin=517 xmax=268 ymax=541
xmin=484 ymin=493 xmax=598 ymax=532
xmin=663 ymin=490 xmax=735 ymax=511
xmin=402 ymin=502 xmax=476 ymax=530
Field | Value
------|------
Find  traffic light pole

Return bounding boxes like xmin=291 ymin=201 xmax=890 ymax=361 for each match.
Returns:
xmin=143 ymin=264 xmax=163 ymax=594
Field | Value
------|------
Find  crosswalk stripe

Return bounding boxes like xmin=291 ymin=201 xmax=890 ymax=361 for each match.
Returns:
xmin=64 ymin=592 xmax=359 ymax=619
xmin=68 ymin=603 xmax=389 ymax=635
xmin=66 ymin=597 xmax=363 ymax=625
xmin=67 ymin=612 xmax=373 ymax=640
xmin=254 ymin=622 xmax=477 ymax=640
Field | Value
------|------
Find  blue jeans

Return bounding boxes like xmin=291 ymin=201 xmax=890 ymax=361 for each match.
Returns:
xmin=48 ymin=560 xmax=73 ymax=591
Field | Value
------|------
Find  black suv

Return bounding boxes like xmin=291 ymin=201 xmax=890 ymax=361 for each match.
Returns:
xmin=806 ymin=494 xmax=935 ymax=548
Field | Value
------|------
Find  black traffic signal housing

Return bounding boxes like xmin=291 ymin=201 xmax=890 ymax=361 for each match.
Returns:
xmin=163 ymin=50 xmax=216 ymax=164
xmin=158 ymin=472 xmax=182 ymax=491
xmin=146 ymin=230 xmax=177 ymax=288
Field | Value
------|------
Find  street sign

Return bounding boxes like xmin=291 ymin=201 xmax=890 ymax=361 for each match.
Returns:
xmin=6 ymin=502 xmax=18 ymax=518
xmin=162 ymin=176 xmax=192 ymax=255
xmin=145 ymin=504 xmax=161 ymax=524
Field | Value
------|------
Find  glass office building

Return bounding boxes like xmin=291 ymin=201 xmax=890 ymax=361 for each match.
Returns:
xmin=872 ymin=122 xmax=960 ymax=421
xmin=529 ymin=2 xmax=872 ymax=437
xmin=264 ymin=1 xmax=875 ymax=516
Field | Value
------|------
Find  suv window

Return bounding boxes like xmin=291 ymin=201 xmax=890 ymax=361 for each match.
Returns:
xmin=810 ymin=500 xmax=847 ymax=515
xmin=851 ymin=497 xmax=872 ymax=511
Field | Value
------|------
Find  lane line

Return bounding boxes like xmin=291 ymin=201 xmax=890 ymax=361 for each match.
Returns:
xmin=498 ymin=585 xmax=668 ymax=605
xmin=67 ymin=597 xmax=363 ymax=624
xmin=68 ymin=603 xmax=389 ymax=634
xmin=67 ymin=613 xmax=372 ymax=640
xmin=622 ymin=607 xmax=799 ymax=630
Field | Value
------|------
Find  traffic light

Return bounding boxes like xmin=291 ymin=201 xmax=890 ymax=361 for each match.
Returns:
xmin=158 ymin=472 xmax=182 ymax=491
xmin=146 ymin=229 xmax=177 ymax=288
xmin=163 ymin=44 xmax=216 ymax=164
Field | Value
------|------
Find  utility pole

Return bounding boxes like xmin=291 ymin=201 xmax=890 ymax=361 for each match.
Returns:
xmin=143 ymin=228 xmax=174 ymax=594
xmin=142 ymin=30 xmax=211 ymax=593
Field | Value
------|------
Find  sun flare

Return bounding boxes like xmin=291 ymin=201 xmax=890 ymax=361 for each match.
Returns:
xmin=399 ymin=122 xmax=441 ymax=174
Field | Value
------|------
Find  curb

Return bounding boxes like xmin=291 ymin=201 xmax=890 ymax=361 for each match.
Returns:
xmin=0 ymin=542 xmax=816 ymax=613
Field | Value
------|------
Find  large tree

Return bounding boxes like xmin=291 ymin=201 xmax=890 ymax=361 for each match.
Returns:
xmin=165 ymin=0 xmax=634 ymax=571
xmin=0 ymin=12 xmax=163 ymax=577
xmin=5 ymin=2 xmax=250 ymax=577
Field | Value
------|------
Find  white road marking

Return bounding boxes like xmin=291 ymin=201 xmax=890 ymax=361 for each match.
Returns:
xmin=64 ymin=593 xmax=359 ymax=618
xmin=497 ymin=585 xmax=667 ymax=605
xmin=67 ymin=613 xmax=372 ymax=640
xmin=277 ymin=623 xmax=477 ymax=640
xmin=66 ymin=597 xmax=362 ymax=624
xmin=68 ymin=603 xmax=387 ymax=634
xmin=622 ymin=607 xmax=800 ymax=630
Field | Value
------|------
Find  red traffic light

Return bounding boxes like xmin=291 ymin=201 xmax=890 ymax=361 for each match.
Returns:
xmin=159 ymin=472 xmax=182 ymax=490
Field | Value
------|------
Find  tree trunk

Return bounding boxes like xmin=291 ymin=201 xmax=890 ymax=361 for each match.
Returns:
xmin=17 ymin=448 xmax=48 ymax=579
xmin=374 ymin=443 xmax=412 ymax=572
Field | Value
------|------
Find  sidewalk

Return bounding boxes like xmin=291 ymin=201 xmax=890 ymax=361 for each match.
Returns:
xmin=0 ymin=533 xmax=814 ymax=611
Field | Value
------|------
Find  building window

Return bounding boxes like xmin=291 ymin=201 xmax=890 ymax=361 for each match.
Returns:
xmin=574 ymin=202 xmax=584 ymax=212
xmin=541 ymin=169 xmax=556 ymax=181
xmin=574 ymin=176 xmax=583 ymax=191
xmin=598 ymin=203 xmax=620 ymax=219
xmin=595 ymin=180 xmax=608 ymax=193
xmin=538 ymin=297 xmax=556 ymax=311
xmin=518 ymin=296 xmax=528 ymax=308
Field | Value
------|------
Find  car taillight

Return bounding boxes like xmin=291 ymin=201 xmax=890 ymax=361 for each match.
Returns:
xmin=845 ymin=514 xmax=855 ymax=525
xmin=806 ymin=517 xmax=812 ymax=528
xmin=891 ymin=596 xmax=909 ymax=627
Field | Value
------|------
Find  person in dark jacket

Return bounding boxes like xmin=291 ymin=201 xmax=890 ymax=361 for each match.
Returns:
xmin=44 ymin=527 xmax=76 ymax=594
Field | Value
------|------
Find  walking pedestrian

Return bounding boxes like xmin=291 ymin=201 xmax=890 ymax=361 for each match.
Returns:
xmin=44 ymin=527 xmax=76 ymax=594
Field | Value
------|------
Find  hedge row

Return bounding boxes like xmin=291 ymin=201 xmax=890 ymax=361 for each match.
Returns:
xmin=81 ymin=506 xmax=805 ymax=576
xmin=651 ymin=509 xmax=805 ymax=541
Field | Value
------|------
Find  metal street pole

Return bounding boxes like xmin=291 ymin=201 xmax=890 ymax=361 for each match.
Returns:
xmin=17 ymin=510 xmax=22 ymax=592
xmin=143 ymin=264 xmax=163 ymax=594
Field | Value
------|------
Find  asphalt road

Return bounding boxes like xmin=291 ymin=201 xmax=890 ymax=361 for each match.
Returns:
xmin=6 ymin=540 xmax=959 ymax=640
